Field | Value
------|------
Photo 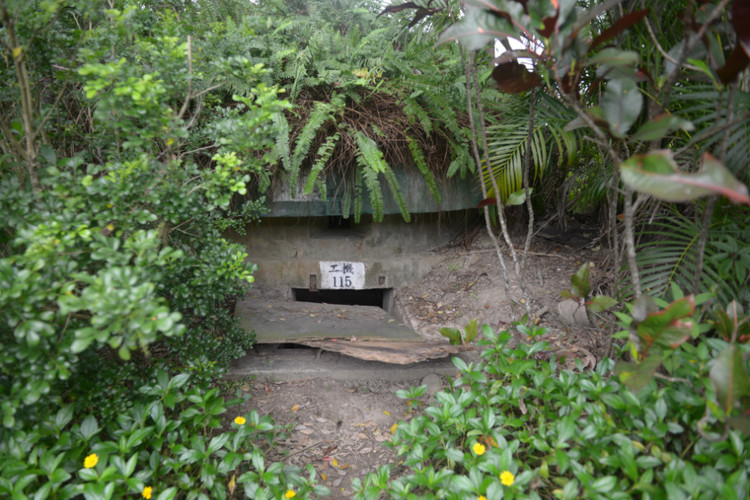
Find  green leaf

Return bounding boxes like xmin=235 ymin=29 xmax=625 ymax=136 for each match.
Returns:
xmin=615 ymin=354 xmax=662 ymax=392
xmin=591 ymin=475 xmax=617 ymax=493
xmin=506 ymin=188 xmax=531 ymax=206
xmin=439 ymin=327 xmax=462 ymax=345
xmin=710 ymin=346 xmax=750 ymax=414
xmin=80 ymin=416 xmax=99 ymax=440
xmin=632 ymin=114 xmax=694 ymax=141
xmin=601 ymin=77 xmax=642 ymax=137
xmin=584 ymin=48 xmax=639 ymax=67
xmin=587 ymin=295 xmax=617 ymax=312
xmin=568 ymin=263 xmax=592 ymax=300
xmin=620 ymin=151 xmax=750 ymax=205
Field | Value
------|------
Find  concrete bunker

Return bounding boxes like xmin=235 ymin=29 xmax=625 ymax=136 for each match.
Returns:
xmin=232 ymin=167 xmax=480 ymax=363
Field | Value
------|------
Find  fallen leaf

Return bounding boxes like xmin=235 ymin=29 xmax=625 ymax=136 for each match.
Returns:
xmin=321 ymin=473 xmax=327 ymax=481
xmin=332 ymin=458 xmax=339 ymax=467
xmin=228 ymin=474 xmax=236 ymax=495
xmin=357 ymin=433 xmax=368 ymax=439
xmin=390 ymin=423 xmax=398 ymax=434
xmin=291 ymin=404 xmax=300 ymax=412
xmin=383 ymin=410 xmax=390 ymax=416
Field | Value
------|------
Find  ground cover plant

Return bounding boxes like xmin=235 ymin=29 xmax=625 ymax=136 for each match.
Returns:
xmin=356 ymin=317 xmax=750 ymax=499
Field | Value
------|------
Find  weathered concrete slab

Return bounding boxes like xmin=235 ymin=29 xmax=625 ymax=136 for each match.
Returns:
xmin=236 ymin=299 xmax=422 ymax=343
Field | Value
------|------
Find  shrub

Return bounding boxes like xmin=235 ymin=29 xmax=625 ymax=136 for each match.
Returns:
xmin=355 ymin=323 xmax=750 ymax=499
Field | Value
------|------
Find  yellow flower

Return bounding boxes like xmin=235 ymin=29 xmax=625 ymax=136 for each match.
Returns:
xmin=83 ymin=453 xmax=98 ymax=469
xmin=234 ymin=416 xmax=246 ymax=425
xmin=479 ymin=496 xmax=487 ymax=500
xmin=285 ymin=490 xmax=296 ymax=498
xmin=500 ymin=470 xmax=515 ymax=486
xmin=472 ymin=442 xmax=486 ymax=456
xmin=142 ymin=486 xmax=153 ymax=499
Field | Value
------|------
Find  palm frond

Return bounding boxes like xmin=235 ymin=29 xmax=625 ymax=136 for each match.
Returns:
xmin=483 ymin=93 xmax=580 ymax=202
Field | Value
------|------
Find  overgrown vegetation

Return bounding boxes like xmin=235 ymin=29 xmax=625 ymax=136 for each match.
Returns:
xmin=2 ymin=0 xmax=750 ymax=498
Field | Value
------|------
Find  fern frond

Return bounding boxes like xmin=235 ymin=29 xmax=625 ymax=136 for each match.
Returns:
xmin=361 ymin=163 xmax=384 ymax=222
xmin=354 ymin=168 xmax=363 ymax=223
xmin=341 ymin=178 xmax=352 ymax=219
xmin=289 ymin=101 xmax=333 ymax=192
xmin=407 ymin=136 xmax=440 ymax=203
xmin=354 ymin=132 xmax=387 ymax=222
xmin=354 ymin=131 xmax=387 ymax=174
xmin=272 ymin=112 xmax=291 ymax=172
xmin=402 ymin=95 xmax=433 ymax=135
xmin=447 ymin=143 xmax=473 ymax=179
xmin=382 ymin=163 xmax=410 ymax=222
xmin=303 ymin=132 xmax=339 ymax=197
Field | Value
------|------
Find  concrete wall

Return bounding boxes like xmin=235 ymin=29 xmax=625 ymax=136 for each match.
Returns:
xmin=232 ymin=210 xmax=475 ymax=297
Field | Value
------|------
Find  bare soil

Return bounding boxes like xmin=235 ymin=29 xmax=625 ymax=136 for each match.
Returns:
xmin=228 ymin=224 xmax=611 ymax=498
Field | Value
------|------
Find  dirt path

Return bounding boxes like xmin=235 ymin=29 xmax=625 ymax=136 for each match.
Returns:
xmin=228 ymin=225 xmax=608 ymax=498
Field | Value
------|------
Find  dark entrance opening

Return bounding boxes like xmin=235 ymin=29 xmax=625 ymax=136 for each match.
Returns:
xmin=292 ymin=287 xmax=394 ymax=312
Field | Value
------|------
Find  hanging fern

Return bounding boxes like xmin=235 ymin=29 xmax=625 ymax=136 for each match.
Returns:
xmin=407 ymin=136 xmax=440 ymax=203
xmin=354 ymin=131 xmax=387 ymax=174
xmin=354 ymin=168 xmax=363 ymax=223
xmin=382 ymin=162 xmax=411 ymax=222
xmin=303 ymin=132 xmax=339 ymax=197
xmin=402 ymin=93 xmax=433 ymax=135
xmin=288 ymin=100 xmax=335 ymax=192
xmin=355 ymin=131 xmax=387 ymax=221
xmin=272 ymin=112 xmax=291 ymax=172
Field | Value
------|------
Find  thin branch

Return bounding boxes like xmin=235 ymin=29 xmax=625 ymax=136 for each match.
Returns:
xmin=521 ymin=88 xmax=536 ymax=271
xmin=462 ymin=48 xmax=511 ymax=298
xmin=178 ymin=35 xmax=193 ymax=120
xmin=643 ymin=18 xmax=703 ymax=73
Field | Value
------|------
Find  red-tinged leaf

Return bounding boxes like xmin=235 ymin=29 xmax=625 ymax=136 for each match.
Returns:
xmin=615 ymin=354 xmax=662 ymax=392
xmin=710 ymin=345 xmax=750 ymax=414
xmin=621 ymin=151 xmax=750 ymax=205
xmin=491 ymin=61 xmax=543 ymax=93
xmin=716 ymin=45 xmax=750 ymax=84
xmin=477 ymin=198 xmax=497 ymax=209
xmin=539 ymin=13 xmax=558 ymax=38
xmin=636 ymin=296 xmax=695 ymax=353
xmin=590 ymin=10 xmax=648 ymax=52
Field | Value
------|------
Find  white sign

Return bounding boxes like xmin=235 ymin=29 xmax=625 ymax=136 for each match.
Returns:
xmin=320 ymin=261 xmax=365 ymax=289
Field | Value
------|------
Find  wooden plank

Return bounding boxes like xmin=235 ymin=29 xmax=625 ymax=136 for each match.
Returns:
xmin=294 ymin=339 xmax=473 ymax=364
